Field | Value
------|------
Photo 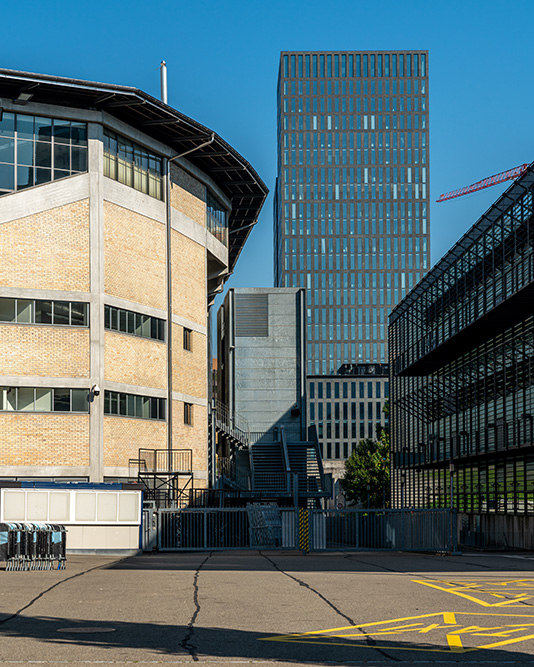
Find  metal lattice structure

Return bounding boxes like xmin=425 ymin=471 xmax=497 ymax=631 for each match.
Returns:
xmin=390 ymin=163 xmax=534 ymax=531
xmin=436 ymin=164 xmax=530 ymax=203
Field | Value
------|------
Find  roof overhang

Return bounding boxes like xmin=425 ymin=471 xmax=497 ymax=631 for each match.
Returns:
xmin=0 ymin=68 xmax=269 ymax=272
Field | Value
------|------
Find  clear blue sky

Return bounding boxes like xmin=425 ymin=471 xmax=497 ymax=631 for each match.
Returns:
xmin=4 ymin=0 xmax=533 ymax=305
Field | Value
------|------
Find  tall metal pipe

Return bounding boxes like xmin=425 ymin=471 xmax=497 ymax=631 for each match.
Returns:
xmin=160 ymin=61 xmax=168 ymax=104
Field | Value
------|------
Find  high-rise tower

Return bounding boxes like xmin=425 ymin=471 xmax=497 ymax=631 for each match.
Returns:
xmin=275 ymin=51 xmax=430 ymax=479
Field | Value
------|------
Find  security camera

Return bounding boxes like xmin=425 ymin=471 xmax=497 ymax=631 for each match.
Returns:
xmin=91 ymin=384 xmax=101 ymax=397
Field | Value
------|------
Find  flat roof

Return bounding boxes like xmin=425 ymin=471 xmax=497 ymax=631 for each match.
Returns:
xmin=0 ymin=68 xmax=269 ymax=272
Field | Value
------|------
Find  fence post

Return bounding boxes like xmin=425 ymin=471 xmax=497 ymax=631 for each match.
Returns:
xmin=203 ymin=510 xmax=208 ymax=549
xmin=298 ymin=508 xmax=309 ymax=554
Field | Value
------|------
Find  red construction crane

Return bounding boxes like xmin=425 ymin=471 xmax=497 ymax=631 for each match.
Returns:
xmin=436 ymin=163 xmax=530 ymax=203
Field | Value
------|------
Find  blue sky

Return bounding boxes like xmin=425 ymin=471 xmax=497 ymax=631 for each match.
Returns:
xmin=3 ymin=0 xmax=533 ymax=301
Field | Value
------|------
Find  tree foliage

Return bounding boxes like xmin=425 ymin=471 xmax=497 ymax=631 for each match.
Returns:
xmin=340 ymin=427 xmax=390 ymax=509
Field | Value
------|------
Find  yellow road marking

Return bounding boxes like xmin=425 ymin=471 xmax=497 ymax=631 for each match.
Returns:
xmin=412 ymin=579 xmax=533 ymax=607
xmin=446 ymin=633 xmax=465 ymax=652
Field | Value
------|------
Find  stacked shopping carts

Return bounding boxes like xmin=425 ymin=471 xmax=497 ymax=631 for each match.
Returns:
xmin=0 ymin=523 xmax=67 ymax=571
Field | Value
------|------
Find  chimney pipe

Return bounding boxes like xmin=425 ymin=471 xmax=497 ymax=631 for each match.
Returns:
xmin=160 ymin=61 xmax=168 ymax=104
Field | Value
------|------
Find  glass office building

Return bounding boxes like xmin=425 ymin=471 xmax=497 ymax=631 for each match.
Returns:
xmin=389 ymin=164 xmax=534 ymax=548
xmin=275 ymin=51 xmax=430 ymax=472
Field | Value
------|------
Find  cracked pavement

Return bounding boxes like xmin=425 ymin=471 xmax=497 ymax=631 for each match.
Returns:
xmin=2 ymin=550 xmax=534 ymax=665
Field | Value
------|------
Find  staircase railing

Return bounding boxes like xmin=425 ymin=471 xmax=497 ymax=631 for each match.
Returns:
xmin=214 ymin=400 xmax=250 ymax=447
xmin=217 ymin=457 xmax=250 ymax=490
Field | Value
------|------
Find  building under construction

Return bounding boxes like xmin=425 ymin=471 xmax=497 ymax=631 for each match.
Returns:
xmin=389 ymin=161 xmax=534 ymax=549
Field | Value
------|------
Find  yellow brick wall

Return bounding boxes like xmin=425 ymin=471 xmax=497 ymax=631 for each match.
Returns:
xmin=0 ymin=414 xmax=89 ymax=466
xmin=170 ymin=163 xmax=206 ymax=226
xmin=172 ymin=400 xmax=208 ymax=473
xmin=172 ymin=326 xmax=207 ymax=398
xmin=171 ymin=230 xmax=206 ymax=326
xmin=0 ymin=326 xmax=90 ymax=378
xmin=0 ymin=199 xmax=90 ymax=291
xmin=104 ymin=201 xmax=166 ymax=310
xmin=103 ymin=416 xmax=167 ymax=468
xmin=104 ymin=331 xmax=167 ymax=390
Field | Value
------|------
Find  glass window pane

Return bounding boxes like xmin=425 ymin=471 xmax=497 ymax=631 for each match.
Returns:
xmin=53 ymin=169 xmax=70 ymax=181
xmin=0 ymin=387 xmax=16 ymax=410
xmin=34 ymin=117 xmax=52 ymax=142
xmin=53 ymin=119 xmax=71 ymax=144
xmin=141 ymin=315 xmax=150 ymax=338
xmin=17 ymin=139 xmax=34 ymax=166
xmin=35 ymin=141 xmax=51 ymax=168
xmin=135 ymin=313 xmax=143 ymax=336
xmin=119 ymin=393 xmax=127 ymax=416
xmin=16 ymin=115 xmax=34 ymax=140
xmin=17 ymin=299 xmax=33 ymax=323
xmin=54 ymin=143 xmax=70 ymax=170
xmin=135 ymin=395 xmax=143 ymax=417
xmin=103 ymin=391 xmax=110 ymax=414
xmin=119 ymin=309 xmax=127 ymax=332
xmin=0 ymin=298 xmax=15 ymax=322
xmin=150 ymin=397 xmax=158 ymax=419
xmin=35 ymin=388 xmax=52 ymax=412
xmin=0 ymin=112 xmax=15 ymax=137
xmin=17 ymin=165 xmax=33 ymax=189
xmin=70 ymin=123 xmax=87 ymax=146
xmin=53 ymin=388 xmax=71 ymax=412
xmin=142 ymin=397 xmax=150 ymax=419
xmin=53 ymin=301 xmax=70 ymax=325
xmin=0 ymin=163 xmax=15 ymax=191
xmin=0 ymin=136 xmax=15 ymax=163
xmin=35 ymin=300 xmax=52 ymax=324
xmin=110 ymin=306 xmax=118 ymax=330
xmin=159 ymin=399 xmax=166 ymax=420
xmin=71 ymin=389 xmax=88 ymax=412
xmin=71 ymin=146 xmax=87 ymax=172
xmin=110 ymin=392 xmax=119 ymax=415
xmin=35 ymin=168 xmax=52 ymax=185
xmin=70 ymin=302 xmax=88 ymax=326
xmin=127 ymin=394 xmax=135 ymax=417
xmin=17 ymin=387 xmax=35 ymax=411
xmin=127 ymin=311 xmax=135 ymax=334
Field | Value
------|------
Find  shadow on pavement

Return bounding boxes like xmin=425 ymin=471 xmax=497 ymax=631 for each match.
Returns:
xmin=2 ymin=613 xmax=534 ymax=663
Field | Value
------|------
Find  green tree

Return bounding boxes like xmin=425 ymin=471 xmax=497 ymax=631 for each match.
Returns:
xmin=340 ymin=428 xmax=390 ymax=509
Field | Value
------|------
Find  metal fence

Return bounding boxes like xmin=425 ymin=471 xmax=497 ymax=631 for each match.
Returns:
xmin=144 ymin=507 xmax=456 ymax=553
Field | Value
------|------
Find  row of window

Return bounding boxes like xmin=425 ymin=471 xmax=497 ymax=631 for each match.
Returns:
xmin=0 ymin=386 xmax=197 ymax=425
xmin=0 ymin=387 xmax=89 ymax=413
xmin=104 ymin=305 xmax=165 ymax=342
xmin=282 ymin=77 xmax=426 ymax=97
xmin=103 ymin=130 xmax=163 ymax=200
xmin=0 ymin=298 xmax=89 ymax=327
xmin=309 ymin=381 xmax=387 ymax=400
xmin=0 ymin=113 xmax=88 ymax=195
xmin=310 ymin=402 xmax=383 ymax=422
xmin=282 ymin=52 xmax=427 ymax=79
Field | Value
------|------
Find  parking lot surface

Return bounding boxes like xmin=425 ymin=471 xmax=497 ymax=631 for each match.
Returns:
xmin=2 ymin=550 xmax=534 ymax=665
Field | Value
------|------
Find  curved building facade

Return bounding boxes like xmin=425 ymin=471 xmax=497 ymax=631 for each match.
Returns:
xmin=0 ymin=69 xmax=267 ymax=488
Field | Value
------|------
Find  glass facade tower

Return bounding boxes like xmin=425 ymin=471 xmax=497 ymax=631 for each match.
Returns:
xmin=275 ymin=51 xmax=430 ymax=375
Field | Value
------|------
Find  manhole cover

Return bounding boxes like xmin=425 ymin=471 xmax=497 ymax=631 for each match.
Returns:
xmin=58 ymin=627 xmax=116 ymax=633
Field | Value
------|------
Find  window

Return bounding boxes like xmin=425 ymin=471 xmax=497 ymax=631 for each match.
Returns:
xmin=0 ymin=113 xmax=87 ymax=196
xmin=0 ymin=387 xmax=88 ymax=413
xmin=104 ymin=390 xmax=166 ymax=421
xmin=104 ymin=305 xmax=164 ymax=342
xmin=103 ymin=130 xmax=163 ymax=200
xmin=206 ymin=192 xmax=228 ymax=246
xmin=0 ymin=298 xmax=88 ymax=326
xmin=183 ymin=327 xmax=192 ymax=351
xmin=184 ymin=402 xmax=193 ymax=426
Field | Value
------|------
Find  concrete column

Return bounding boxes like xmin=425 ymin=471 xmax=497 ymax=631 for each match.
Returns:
xmin=88 ymin=123 xmax=105 ymax=482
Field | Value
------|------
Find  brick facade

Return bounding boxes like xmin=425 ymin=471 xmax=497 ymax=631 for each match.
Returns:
xmin=0 ymin=199 xmax=90 ymax=292
xmin=0 ymin=414 xmax=89 ymax=467
xmin=171 ymin=230 xmax=206 ymax=326
xmin=103 ymin=416 xmax=167 ymax=468
xmin=170 ymin=164 xmax=206 ymax=226
xmin=104 ymin=201 xmax=166 ymax=310
xmin=0 ymin=326 xmax=90 ymax=378
xmin=172 ymin=400 xmax=208 ymax=473
xmin=104 ymin=331 xmax=167 ymax=390
xmin=172 ymin=326 xmax=207 ymax=398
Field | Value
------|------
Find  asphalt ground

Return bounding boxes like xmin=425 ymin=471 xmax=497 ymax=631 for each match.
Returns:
xmin=2 ymin=551 xmax=534 ymax=666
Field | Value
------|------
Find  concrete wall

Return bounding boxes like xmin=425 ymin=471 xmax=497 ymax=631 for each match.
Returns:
xmin=223 ymin=288 xmax=306 ymax=441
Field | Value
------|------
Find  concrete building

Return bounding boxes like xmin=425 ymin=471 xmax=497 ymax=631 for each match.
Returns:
xmin=216 ymin=288 xmax=326 ymax=505
xmin=389 ymin=162 xmax=534 ymax=548
xmin=0 ymin=68 xmax=267 ymax=495
xmin=217 ymin=288 xmax=306 ymax=441
xmin=274 ymin=51 xmax=429 ymax=476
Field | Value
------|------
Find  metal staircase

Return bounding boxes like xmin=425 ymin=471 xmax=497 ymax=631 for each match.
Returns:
xmin=250 ymin=440 xmax=289 ymax=493
xmin=129 ymin=449 xmax=193 ymax=507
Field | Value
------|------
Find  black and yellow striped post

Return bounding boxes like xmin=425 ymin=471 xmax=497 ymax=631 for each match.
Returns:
xmin=298 ymin=508 xmax=309 ymax=553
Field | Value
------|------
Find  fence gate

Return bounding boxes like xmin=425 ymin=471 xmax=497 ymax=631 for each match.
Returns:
xmin=145 ymin=507 xmax=456 ymax=553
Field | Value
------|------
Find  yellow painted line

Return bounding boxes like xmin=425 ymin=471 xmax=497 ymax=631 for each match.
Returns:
xmin=260 ymin=636 xmax=478 ymax=653
xmin=412 ymin=580 xmax=493 ymax=606
xmin=446 ymin=633 xmax=465 ymax=652
xmin=479 ymin=632 xmax=534 ymax=650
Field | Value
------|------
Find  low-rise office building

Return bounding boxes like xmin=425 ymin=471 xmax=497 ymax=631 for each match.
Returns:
xmin=389 ymin=163 xmax=534 ymax=548
xmin=0 ymin=68 xmax=267 ymax=492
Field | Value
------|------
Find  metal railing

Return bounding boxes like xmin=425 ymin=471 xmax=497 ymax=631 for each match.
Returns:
xmin=217 ymin=457 xmax=251 ymax=490
xmin=214 ymin=401 xmax=250 ymax=446
xmin=150 ymin=507 xmax=456 ymax=553
xmin=137 ymin=449 xmax=192 ymax=473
